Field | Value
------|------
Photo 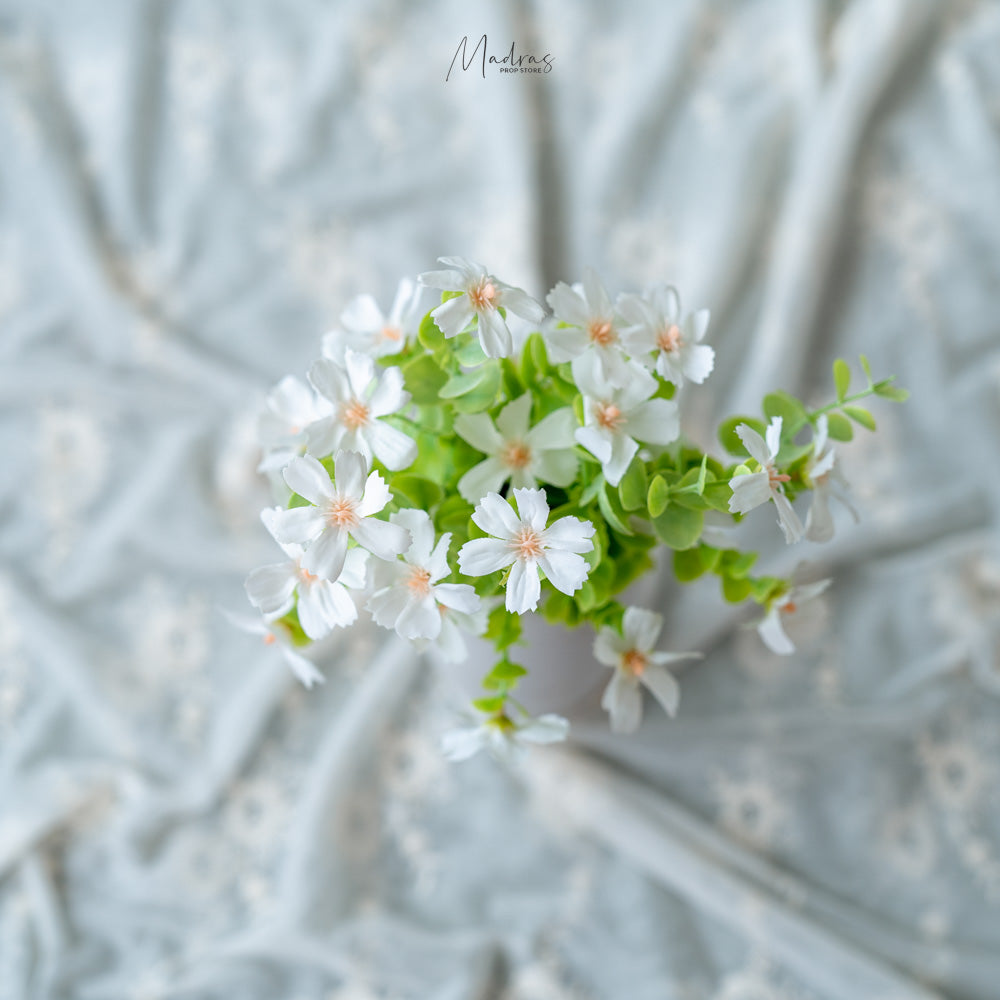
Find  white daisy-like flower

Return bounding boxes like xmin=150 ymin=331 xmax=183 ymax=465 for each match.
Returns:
xmin=804 ymin=415 xmax=858 ymax=543
xmin=269 ymin=451 xmax=411 ymax=581
xmin=322 ymin=278 xmax=423 ymax=360
xmin=418 ymin=256 xmax=545 ymax=359
xmin=457 ymin=488 xmax=595 ymax=614
xmin=618 ymin=283 xmax=714 ymax=387
xmin=727 ymin=417 xmax=804 ymax=544
xmin=419 ymin=604 xmax=489 ymax=664
xmin=441 ymin=710 xmax=569 ymax=763
xmin=573 ymin=352 xmax=680 ymax=487
xmin=367 ymin=509 xmax=480 ymax=641
xmin=257 ymin=376 xmax=332 ymax=473
xmin=306 ymin=349 xmax=417 ymax=470
xmin=545 ymin=268 xmax=631 ymax=385
xmin=454 ymin=393 xmax=578 ymax=505
xmin=756 ymin=579 xmax=831 ymax=655
xmin=594 ymin=607 xmax=702 ymax=734
xmin=222 ymin=610 xmax=325 ymax=688
xmin=245 ymin=508 xmax=369 ymax=640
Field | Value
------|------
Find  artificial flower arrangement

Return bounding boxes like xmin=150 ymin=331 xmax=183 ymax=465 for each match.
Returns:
xmin=235 ymin=257 xmax=907 ymax=761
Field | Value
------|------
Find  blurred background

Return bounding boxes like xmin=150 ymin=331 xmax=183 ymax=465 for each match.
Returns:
xmin=1 ymin=0 xmax=999 ymax=997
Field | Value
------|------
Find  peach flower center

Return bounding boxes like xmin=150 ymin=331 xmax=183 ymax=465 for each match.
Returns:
xmin=622 ymin=649 xmax=647 ymax=676
xmin=588 ymin=320 xmax=615 ymax=346
xmin=325 ymin=496 xmax=358 ymax=529
xmin=502 ymin=440 xmax=532 ymax=470
xmin=406 ymin=566 xmax=432 ymax=596
xmin=657 ymin=323 xmax=682 ymax=353
xmin=379 ymin=325 xmax=402 ymax=343
xmin=469 ymin=280 xmax=498 ymax=311
xmin=595 ymin=402 xmax=624 ymax=431
xmin=513 ymin=527 xmax=543 ymax=560
xmin=341 ymin=398 xmax=370 ymax=430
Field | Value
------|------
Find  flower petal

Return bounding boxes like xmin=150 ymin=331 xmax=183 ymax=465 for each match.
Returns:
xmin=805 ymin=487 xmax=835 ymax=543
xmin=357 ymin=469 xmax=391 ymax=517
xmin=593 ymin=626 xmax=626 ymax=666
xmin=574 ymin=425 xmax=613 ymax=464
xmin=333 ymin=450 xmax=367 ymax=499
xmin=301 ymin=527 xmax=348 ymax=581
xmin=454 ymin=412 xmax=504 ymax=455
xmin=340 ymin=293 xmax=384 ymax=333
xmin=367 ymin=420 xmax=417 ymax=471
xmin=626 ymin=398 xmax=680 ymax=446
xmin=299 ymin=579 xmax=357 ymax=638
xmin=582 ymin=267 xmax=612 ymax=317
xmin=506 ymin=557 xmax=542 ymax=613
xmin=441 ymin=726 xmax=488 ymax=761
xmin=396 ymin=594 xmax=442 ymax=640
xmin=542 ymin=515 xmax=595 ymax=553
xmin=458 ymin=457 xmax=507 ymax=506
xmin=512 ymin=487 xmax=549 ymax=532
xmin=245 ymin=562 xmax=297 ymax=618
xmin=496 ymin=392 xmax=533 ymax=439
xmin=765 ymin=417 xmax=783 ymax=460
xmin=431 ymin=296 xmax=475 ymax=339
xmin=546 ymin=282 xmax=589 ymax=327
xmin=472 ymin=492 xmax=521 ymax=539
xmin=434 ymin=583 xmax=480 ymax=614
xmin=603 ymin=432 xmax=639 ymax=487
xmin=736 ymin=425 xmax=771 ymax=467
xmin=280 ymin=647 xmax=325 ymax=688
xmin=758 ymin=607 xmax=795 ymax=655
xmin=683 ymin=343 xmax=715 ymax=384
xmin=773 ymin=490 xmax=804 ymax=544
xmin=498 ymin=284 xmax=545 ymax=323
xmin=476 ymin=307 xmax=513 ymax=358
xmin=367 ymin=584 xmax=411 ymax=632
xmin=283 ymin=454 xmax=335 ymax=505
xmin=351 ymin=517 xmax=411 ymax=562
xmin=458 ymin=537 xmax=515 ymax=576
xmin=418 ymin=267 xmax=465 ymax=291
xmin=391 ymin=508 xmax=435 ymax=565
xmin=641 ymin=664 xmax=681 ymax=717
xmin=308 ymin=357 xmax=350 ymax=404
xmin=269 ymin=505 xmax=325 ymax=544
xmin=531 ymin=448 xmax=578 ymax=489
xmin=367 ymin=366 xmax=409 ymax=418
xmin=525 ymin=407 xmax=577 ymax=449
xmin=518 ymin=714 xmax=570 ymax=745
xmin=537 ymin=550 xmax=589 ymax=596
xmin=601 ymin=671 xmax=643 ymax=734
xmin=728 ymin=472 xmax=771 ymax=514
xmin=305 ymin=416 xmax=341 ymax=459
xmin=622 ymin=607 xmax=663 ymax=651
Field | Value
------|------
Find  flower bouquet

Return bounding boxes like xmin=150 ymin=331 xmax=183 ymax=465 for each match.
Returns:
xmin=236 ymin=257 xmax=907 ymax=761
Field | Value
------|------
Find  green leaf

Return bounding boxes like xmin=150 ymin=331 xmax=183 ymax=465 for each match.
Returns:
xmin=718 ymin=416 xmax=767 ymax=456
xmin=390 ymin=474 xmax=444 ymax=510
xmin=578 ymin=473 xmax=605 ymax=506
xmin=452 ymin=363 xmax=501 ymax=413
xmin=484 ymin=604 xmax=522 ymax=651
xmin=453 ymin=338 xmax=487 ymax=367
xmin=843 ymin=405 xmax=876 ymax=431
xmin=472 ymin=696 xmax=505 ymax=714
xmin=651 ymin=505 xmax=703 ymax=550
xmin=598 ymin=484 xmax=634 ymax=536
xmin=826 ymin=411 xmax=854 ymax=441
xmin=763 ymin=391 xmax=807 ymax=431
xmin=417 ymin=311 xmax=446 ymax=353
xmin=860 ymin=354 xmax=872 ymax=382
xmin=833 ymin=358 xmax=851 ymax=402
xmin=647 ymin=475 xmax=670 ymax=518
xmin=696 ymin=454 xmax=708 ymax=494
xmin=488 ymin=660 xmax=527 ymax=682
xmin=440 ymin=366 xmax=489 ymax=399
xmin=874 ymin=382 xmax=909 ymax=402
xmin=401 ymin=354 xmax=448 ymax=405
xmin=722 ymin=574 xmax=752 ymax=603
xmin=674 ymin=547 xmax=709 ymax=582
xmin=618 ymin=458 xmax=648 ymax=512
xmin=719 ymin=549 xmax=757 ymax=578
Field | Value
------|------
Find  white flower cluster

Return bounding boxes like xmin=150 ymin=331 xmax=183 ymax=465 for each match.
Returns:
xmin=237 ymin=258 xmax=863 ymax=759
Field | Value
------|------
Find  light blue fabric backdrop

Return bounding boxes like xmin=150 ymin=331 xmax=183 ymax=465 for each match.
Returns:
xmin=1 ymin=1 xmax=999 ymax=997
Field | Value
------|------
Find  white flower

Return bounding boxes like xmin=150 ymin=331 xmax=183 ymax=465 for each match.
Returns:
xmin=458 ymin=488 xmax=595 ymax=614
xmin=573 ymin=352 xmax=680 ymax=487
xmin=441 ymin=710 xmax=569 ymax=763
xmin=306 ymin=349 xmax=417 ymax=470
xmin=804 ymin=415 xmax=858 ymax=543
xmin=619 ymin=284 xmax=714 ymax=387
xmin=223 ymin=610 xmax=325 ymax=688
xmin=756 ymin=579 xmax=831 ymax=655
xmin=367 ymin=509 xmax=480 ymax=640
xmin=418 ymin=256 xmax=545 ymax=359
xmin=727 ymin=417 xmax=804 ymax=544
xmin=269 ymin=451 xmax=411 ymax=581
xmin=245 ymin=508 xmax=369 ymax=641
xmin=454 ymin=393 xmax=578 ymax=505
xmin=257 ymin=376 xmax=332 ymax=473
xmin=545 ymin=268 xmax=631 ymax=385
xmin=322 ymin=278 xmax=423 ymax=360
xmin=594 ymin=607 xmax=701 ymax=734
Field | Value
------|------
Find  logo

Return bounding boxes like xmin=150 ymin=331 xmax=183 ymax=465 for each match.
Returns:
xmin=446 ymin=34 xmax=554 ymax=81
